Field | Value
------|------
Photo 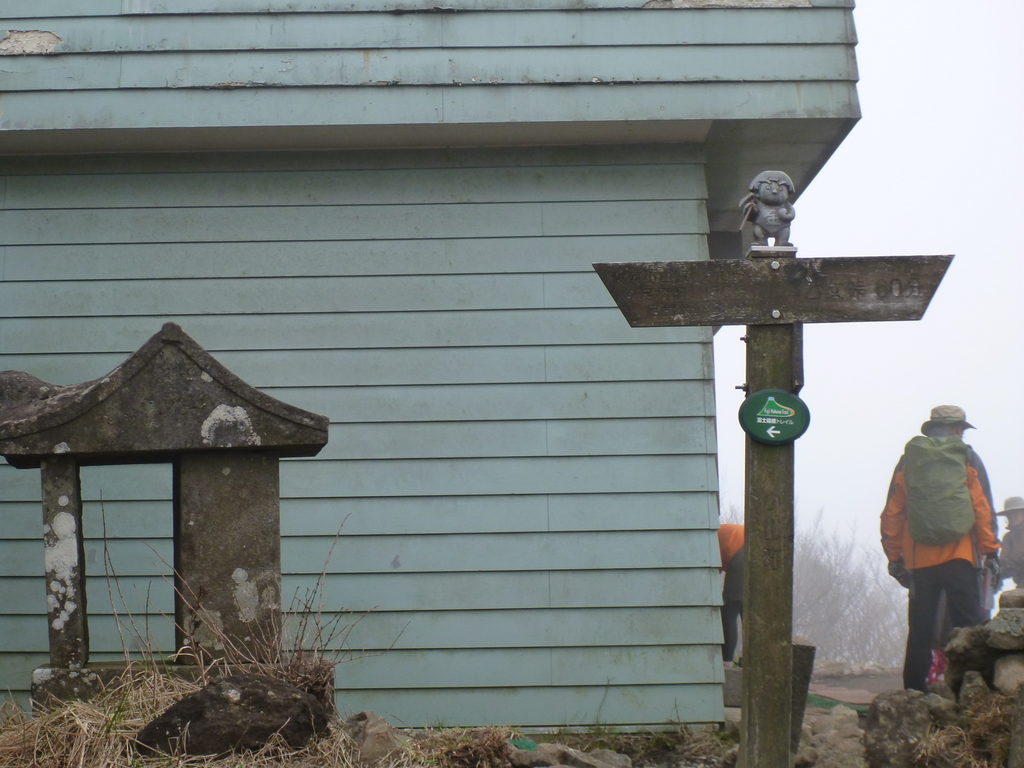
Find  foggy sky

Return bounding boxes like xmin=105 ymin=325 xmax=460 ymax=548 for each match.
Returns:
xmin=713 ymin=1 xmax=1024 ymax=553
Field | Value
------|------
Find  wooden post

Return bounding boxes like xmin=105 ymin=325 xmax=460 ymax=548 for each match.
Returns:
xmin=738 ymin=323 xmax=798 ymax=768
xmin=593 ymin=250 xmax=953 ymax=763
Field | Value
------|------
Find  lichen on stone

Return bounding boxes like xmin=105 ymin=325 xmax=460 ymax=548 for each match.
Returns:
xmin=201 ymin=404 xmax=262 ymax=447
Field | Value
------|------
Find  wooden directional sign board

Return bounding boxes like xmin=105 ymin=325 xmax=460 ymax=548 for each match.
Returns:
xmin=594 ymin=249 xmax=953 ymax=768
xmin=593 ymin=255 xmax=953 ymax=327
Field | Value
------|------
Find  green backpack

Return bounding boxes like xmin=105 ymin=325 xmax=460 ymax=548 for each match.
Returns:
xmin=903 ymin=436 xmax=975 ymax=545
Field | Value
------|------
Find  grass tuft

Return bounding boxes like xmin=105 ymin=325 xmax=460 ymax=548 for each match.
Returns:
xmin=912 ymin=690 xmax=1012 ymax=768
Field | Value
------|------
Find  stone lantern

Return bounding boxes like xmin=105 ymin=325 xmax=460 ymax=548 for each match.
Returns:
xmin=0 ymin=323 xmax=329 ymax=702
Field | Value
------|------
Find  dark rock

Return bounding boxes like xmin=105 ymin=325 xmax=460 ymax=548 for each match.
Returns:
xmin=990 ymin=610 xmax=1024 ymax=650
xmin=927 ymin=679 xmax=955 ymax=701
xmin=343 ymin=710 xmax=411 ymax=765
xmin=1001 ymin=590 xmax=1024 ymax=610
xmin=135 ymin=673 xmax=328 ymax=756
xmin=958 ymin=670 xmax=993 ymax=716
xmin=863 ymin=689 xmax=931 ymax=768
xmin=923 ymin=692 xmax=960 ymax=728
xmin=798 ymin=705 xmax=866 ymax=768
xmin=510 ymin=743 xmax=631 ymax=768
xmin=995 ymin=654 xmax=1024 ymax=695
xmin=945 ymin=624 xmax=999 ymax=695
xmin=30 ymin=666 xmax=102 ymax=707
xmin=958 ymin=672 xmax=1009 ymax=765
xmin=1010 ymin=684 xmax=1024 ymax=768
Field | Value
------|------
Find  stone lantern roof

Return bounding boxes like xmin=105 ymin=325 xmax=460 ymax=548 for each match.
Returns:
xmin=0 ymin=322 xmax=328 ymax=468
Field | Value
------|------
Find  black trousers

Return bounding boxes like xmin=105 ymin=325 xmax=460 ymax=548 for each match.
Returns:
xmin=904 ymin=558 xmax=981 ymax=692
xmin=722 ymin=601 xmax=743 ymax=663
xmin=721 ymin=546 xmax=745 ymax=663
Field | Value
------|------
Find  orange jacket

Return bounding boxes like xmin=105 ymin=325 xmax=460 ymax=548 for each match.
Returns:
xmin=880 ymin=461 xmax=998 ymax=569
xmin=718 ymin=524 xmax=745 ymax=572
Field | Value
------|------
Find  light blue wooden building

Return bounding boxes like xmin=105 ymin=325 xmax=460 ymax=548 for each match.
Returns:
xmin=0 ymin=0 xmax=859 ymax=727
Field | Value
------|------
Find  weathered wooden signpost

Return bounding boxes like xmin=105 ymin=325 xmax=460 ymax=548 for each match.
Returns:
xmin=594 ymin=171 xmax=952 ymax=768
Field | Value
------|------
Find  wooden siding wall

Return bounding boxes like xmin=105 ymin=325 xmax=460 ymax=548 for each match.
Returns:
xmin=0 ymin=145 xmax=723 ymax=726
xmin=2 ymin=6 xmax=857 ymax=90
xmin=0 ymin=2 xmax=859 ymax=164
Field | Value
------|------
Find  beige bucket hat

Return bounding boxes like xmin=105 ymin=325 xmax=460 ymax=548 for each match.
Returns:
xmin=998 ymin=496 xmax=1024 ymax=516
xmin=921 ymin=404 xmax=975 ymax=435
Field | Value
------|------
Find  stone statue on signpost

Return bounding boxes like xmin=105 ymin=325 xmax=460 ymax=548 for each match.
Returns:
xmin=740 ymin=170 xmax=796 ymax=248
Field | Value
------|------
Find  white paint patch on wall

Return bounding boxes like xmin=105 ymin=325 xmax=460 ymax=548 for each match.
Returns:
xmin=0 ymin=30 xmax=63 ymax=55
xmin=201 ymin=404 xmax=262 ymax=447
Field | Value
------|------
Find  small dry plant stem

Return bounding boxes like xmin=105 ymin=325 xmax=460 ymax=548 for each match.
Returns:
xmin=142 ymin=517 xmax=404 ymax=711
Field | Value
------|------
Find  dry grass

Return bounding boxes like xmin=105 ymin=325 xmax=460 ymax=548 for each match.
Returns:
xmin=913 ymin=727 xmax=990 ymax=768
xmin=0 ymin=687 xmax=516 ymax=768
xmin=912 ymin=691 xmax=1012 ymax=768
xmin=0 ymin=666 xmax=729 ymax=768
xmin=402 ymin=728 xmax=515 ymax=768
xmin=0 ymin=665 xmax=365 ymax=768
xmin=0 ymin=667 xmax=610 ymax=768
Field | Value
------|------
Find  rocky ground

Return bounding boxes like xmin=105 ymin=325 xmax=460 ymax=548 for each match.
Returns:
xmin=795 ymin=662 xmax=903 ymax=768
xmin=539 ymin=662 xmax=902 ymax=768
xmin=718 ymin=661 xmax=902 ymax=768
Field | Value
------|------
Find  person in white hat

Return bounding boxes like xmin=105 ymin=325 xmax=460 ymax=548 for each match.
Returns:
xmin=998 ymin=496 xmax=1024 ymax=588
xmin=880 ymin=405 xmax=999 ymax=692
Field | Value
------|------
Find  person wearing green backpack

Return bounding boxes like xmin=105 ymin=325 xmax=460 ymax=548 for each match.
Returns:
xmin=880 ymin=405 xmax=999 ymax=693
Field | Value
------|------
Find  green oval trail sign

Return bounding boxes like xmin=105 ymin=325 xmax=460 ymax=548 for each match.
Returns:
xmin=738 ymin=389 xmax=811 ymax=446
